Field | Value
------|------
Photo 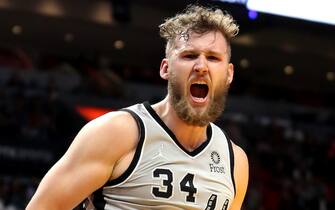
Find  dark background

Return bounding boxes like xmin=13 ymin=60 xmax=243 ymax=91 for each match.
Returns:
xmin=0 ymin=0 xmax=334 ymax=209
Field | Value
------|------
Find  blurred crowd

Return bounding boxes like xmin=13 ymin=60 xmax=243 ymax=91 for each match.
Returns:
xmin=220 ymin=116 xmax=335 ymax=210
xmin=0 ymin=47 xmax=334 ymax=210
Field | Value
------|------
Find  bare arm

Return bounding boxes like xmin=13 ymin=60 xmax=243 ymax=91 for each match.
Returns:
xmin=229 ymin=143 xmax=249 ymax=210
xmin=26 ymin=111 xmax=139 ymax=210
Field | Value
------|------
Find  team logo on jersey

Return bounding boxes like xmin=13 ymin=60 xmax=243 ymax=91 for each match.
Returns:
xmin=209 ymin=151 xmax=225 ymax=174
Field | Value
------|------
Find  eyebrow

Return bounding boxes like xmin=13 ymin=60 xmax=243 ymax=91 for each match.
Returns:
xmin=180 ymin=49 xmax=225 ymax=57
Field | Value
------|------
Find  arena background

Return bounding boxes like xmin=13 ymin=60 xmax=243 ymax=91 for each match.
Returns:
xmin=0 ymin=0 xmax=334 ymax=209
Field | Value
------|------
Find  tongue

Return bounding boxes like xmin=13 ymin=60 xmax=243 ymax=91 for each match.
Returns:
xmin=190 ymin=84 xmax=208 ymax=98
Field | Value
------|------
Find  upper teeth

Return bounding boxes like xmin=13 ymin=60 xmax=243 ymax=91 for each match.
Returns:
xmin=193 ymin=81 xmax=206 ymax=85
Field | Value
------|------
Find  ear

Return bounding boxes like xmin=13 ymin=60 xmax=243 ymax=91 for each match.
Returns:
xmin=160 ymin=58 xmax=169 ymax=80
xmin=227 ymin=63 xmax=234 ymax=85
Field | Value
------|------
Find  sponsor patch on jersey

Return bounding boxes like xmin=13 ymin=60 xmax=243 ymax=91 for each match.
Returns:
xmin=209 ymin=151 xmax=225 ymax=174
xmin=211 ymin=151 xmax=221 ymax=164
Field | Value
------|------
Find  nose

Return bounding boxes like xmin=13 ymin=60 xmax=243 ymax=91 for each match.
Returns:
xmin=193 ymin=55 xmax=208 ymax=75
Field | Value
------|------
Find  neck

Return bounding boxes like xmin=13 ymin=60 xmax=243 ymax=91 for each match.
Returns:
xmin=152 ymin=96 xmax=209 ymax=152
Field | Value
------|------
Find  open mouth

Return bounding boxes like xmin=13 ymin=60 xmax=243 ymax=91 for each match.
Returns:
xmin=190 ymin=83 xmax=209 ymax=99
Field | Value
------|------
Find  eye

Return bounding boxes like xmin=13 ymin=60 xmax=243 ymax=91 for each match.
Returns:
xmin=183 ymin=54 xmax=197 ymax=59
xmin=207 ymin=55 xmax=220 ymax=61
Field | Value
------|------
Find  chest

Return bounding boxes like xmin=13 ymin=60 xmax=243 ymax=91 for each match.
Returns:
xmin=106 ymin=138 xmax=234 ymax=210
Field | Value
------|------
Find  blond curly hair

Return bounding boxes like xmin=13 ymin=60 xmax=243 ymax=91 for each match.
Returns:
xmin=159 ymin=5 xmax=239 ymax=60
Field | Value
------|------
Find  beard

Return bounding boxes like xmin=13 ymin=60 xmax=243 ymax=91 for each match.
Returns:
xmin=168 ymin=71 xmax=229 ymax=127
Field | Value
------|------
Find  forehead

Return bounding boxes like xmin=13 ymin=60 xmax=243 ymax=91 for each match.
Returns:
xmin=173 ymin=31 xmax=228 ymax=54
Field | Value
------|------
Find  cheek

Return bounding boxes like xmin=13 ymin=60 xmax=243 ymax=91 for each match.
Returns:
xmin=171 ymin=64 xmax=190 ymax=81
xmin=211 ymin=67 xmax=227 ymax=80
xmin=177 ymin=74 xmax=188 ymax=89
xmin=212 ymin=73 xmax=229 ymax=91
xmin=169 ymin=70 xmax=184 ymax=86
xmin=211 ymin=64 xmax=230 ymax=80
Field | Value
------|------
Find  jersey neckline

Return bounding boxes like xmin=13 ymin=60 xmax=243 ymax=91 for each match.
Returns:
xmin=143 ymin=101 xmax=212 ymax=157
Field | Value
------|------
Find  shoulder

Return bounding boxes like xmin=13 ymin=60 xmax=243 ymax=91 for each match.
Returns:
xmin=66 ymin=110 xmax=140 ymax=165
xmin=84 ymin=110 xmax=139 ymax=138
xmin=80 ymin=110 xmax=138 ymax=142
xmin=231 ymin=142 xmax=248 ymax=188
xmin=231 ymin=142 xmax=248 ymax=169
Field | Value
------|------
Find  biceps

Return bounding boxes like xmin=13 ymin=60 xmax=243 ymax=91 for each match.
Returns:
xmin=29 ymin=157 xmax=112 ymax=209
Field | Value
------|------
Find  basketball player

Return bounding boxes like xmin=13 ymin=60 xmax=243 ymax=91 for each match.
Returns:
xmin=26 ymin=5 xmax=248 ymax=210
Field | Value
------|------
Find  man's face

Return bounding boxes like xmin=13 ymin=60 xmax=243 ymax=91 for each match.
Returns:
xmin=160 ymin=31 xmax=234 ymax=126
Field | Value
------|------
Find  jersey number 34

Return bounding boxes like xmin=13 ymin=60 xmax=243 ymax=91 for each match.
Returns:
xmin=152 ymin=168 xmax=197 ymax=202
xmin=151 ymin=168 xmax=229 ymax=210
